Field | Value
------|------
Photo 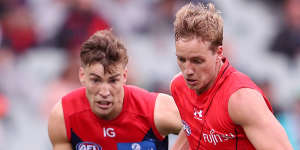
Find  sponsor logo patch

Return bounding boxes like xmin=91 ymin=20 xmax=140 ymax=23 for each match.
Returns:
xmin=182 ymin=120 xmax=191 ymax=136
xmin=117 ymin=140 xmax=156 ymax=150
xmin=76 ymin=142 xmax=102 ymax=150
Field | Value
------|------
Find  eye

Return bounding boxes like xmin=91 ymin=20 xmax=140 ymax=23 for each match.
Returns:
xmin=177 ymin=57 xmax=186 ymax=63
xmin=90 ymin=78 xmax=100 ymax=83
xmin=191 ymin=58 xmax=204 ymax=64
xmin=109 ymin=78 xmax=119 ymax=83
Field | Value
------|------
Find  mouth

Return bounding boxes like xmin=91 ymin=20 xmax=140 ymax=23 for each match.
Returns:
xmin=186 ymin=78 xmax=197 ymax=86
xmin=95 ymin=101 xmax=113 ymax=109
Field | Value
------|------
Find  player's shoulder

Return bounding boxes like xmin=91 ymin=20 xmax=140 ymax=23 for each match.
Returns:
xmin=123 ymin=85 xmax=157 ymax=118
xmin=48 ymin=100 xmax=64 ymax=129
xmin=220 ymin=70 xmax=260 ymax=98
xmin=227 ymin=70 xmax=255 ymax=85
xmin=171 ymin=72 xmax=185 ymax=84
xmin=125 ymin=85 xmax=152 ymax=98
xmin=228 ymin=88 xmax=268 ymax=114
xmin=48 ymin=100 xmax=69 ymax=146
xmin=125 ymin=85 xmax=149 ymax=93
xmin=61 ymin=87 xmax=89 ymax=115
xmin=51 ymin=99 xmax=63 ymax=115
xmin=170 ymin=72 xmax=186 ymax=91
xmin=124 ymin=85 xmax=157 ymax=104
xmin=228 ymin=88 xmax=270 ymax=124
xmin=61 ymin=87 xmax=86 ymax=106
xmin=62 ymin=87 xmax=86 ymax=100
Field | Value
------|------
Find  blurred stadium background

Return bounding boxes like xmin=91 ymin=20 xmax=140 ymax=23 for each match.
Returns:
xmin=0 ymin=0 xmax=300 ymax=149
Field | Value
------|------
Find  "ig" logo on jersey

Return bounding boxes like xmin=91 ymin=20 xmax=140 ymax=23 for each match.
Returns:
xmin=103 ymin=128 xmax=116 ymax=137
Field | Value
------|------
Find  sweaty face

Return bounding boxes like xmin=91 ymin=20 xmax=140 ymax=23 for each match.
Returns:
xmin=79 ymin=63 xmax=127 ymax=120
xmin=176 ymin=38 xmax=222 ymax=94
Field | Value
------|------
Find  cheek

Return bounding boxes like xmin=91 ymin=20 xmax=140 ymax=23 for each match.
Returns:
xmin=195 ymin=65 xmax=210 ymax=78
xmin=86 ymin=82 xmax=99 ymax=94
xmin=87 ymin=86 xmax=97 ymax=95
xmin=177 ymin=61 xmax=185 ymax=70
xmin=110 ymin=83 xmax=122 ymax=94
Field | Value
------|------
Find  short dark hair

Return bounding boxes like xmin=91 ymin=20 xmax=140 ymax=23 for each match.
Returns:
xmin=80 ymin=29 xmax=128 ymax=73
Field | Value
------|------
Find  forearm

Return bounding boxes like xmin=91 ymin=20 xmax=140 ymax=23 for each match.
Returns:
xmin=171 ymin=129 xmax=189 ymax=150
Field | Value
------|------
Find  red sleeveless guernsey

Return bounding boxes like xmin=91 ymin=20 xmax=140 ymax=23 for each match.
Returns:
xmin=62 ymin=85 xmax=168 ymax=150
xmin=170 ymin=58 xmax=273 ymax=150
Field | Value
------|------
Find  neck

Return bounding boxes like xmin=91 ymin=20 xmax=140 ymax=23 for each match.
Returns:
xmin=195 ymin=59 xmax=224 ymax=95
xmin=217 ymin=59 xmax=224 ymax=74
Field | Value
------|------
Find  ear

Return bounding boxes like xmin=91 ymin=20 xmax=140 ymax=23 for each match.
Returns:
xmin=123 ymin=67 xmax=128 ymax=84
xmin=79 ymin=67 xmax=85 ymax=85
xmin=216 ymin=46 xmax=223 ymax=60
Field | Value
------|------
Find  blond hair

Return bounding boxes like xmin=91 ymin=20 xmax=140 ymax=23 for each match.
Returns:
xmin=174 ymin=3 xmax=223 ymax=52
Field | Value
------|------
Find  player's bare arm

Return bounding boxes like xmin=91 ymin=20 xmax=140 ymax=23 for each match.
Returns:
xmin=154 ymin=93 xmax=182 ymax=137
xmin=171 ymin=128 xmax=189 ymax=150
xmin=48 ymin=101 xmax=73 ymax=150
xmin=228 ymin=88 xmax=293 ymax=150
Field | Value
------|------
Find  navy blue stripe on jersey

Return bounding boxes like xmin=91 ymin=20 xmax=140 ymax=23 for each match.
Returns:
xmin=70 ymin=128 xmax=168 ymax=150
xmin=71 ymin=128 xmax=82 ymax=150
xmin=143 ymin=128 xmax=168 ymax=150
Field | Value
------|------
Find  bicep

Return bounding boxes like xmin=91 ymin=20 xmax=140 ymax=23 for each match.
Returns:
xmin=228 ymin=88 xmax=292 ymax=150
xmin=48 ymin=101 xmax=73 ymax=150
xmin=154 ymin=93 xmax=182 ymax=136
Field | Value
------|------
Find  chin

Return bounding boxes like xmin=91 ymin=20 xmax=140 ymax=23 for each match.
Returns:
xmin=96 ymin=111 xmax=111 ymax=119
xmin=93 ymin=108 xmax=110 ymax=117
xmin=187 ymin=85 xmax=195 ymax=90
xmin=187 ymin=84 xmax=198 ymax=90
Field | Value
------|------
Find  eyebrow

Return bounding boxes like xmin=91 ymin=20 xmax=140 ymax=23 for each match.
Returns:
xmin=110 ymin=74 xmax=121 ymax=79
xmin=176 ymin=55 xmax=203 ymax=59
xmin=89 ymin=73 xmax=101 ymax=78
xmin=191 ymin=56 xmax=203 ymax=59
xmin=176 ymin=54 xmax=185 ymax=58
xmin=89 ymin=73 xmax=121 ymax=79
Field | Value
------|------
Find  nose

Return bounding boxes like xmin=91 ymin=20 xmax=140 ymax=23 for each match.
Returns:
xmin=184 ymin=61 xmax=194 ymax=76
xmin=98 ymin=84 xmax=110 ymax=98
